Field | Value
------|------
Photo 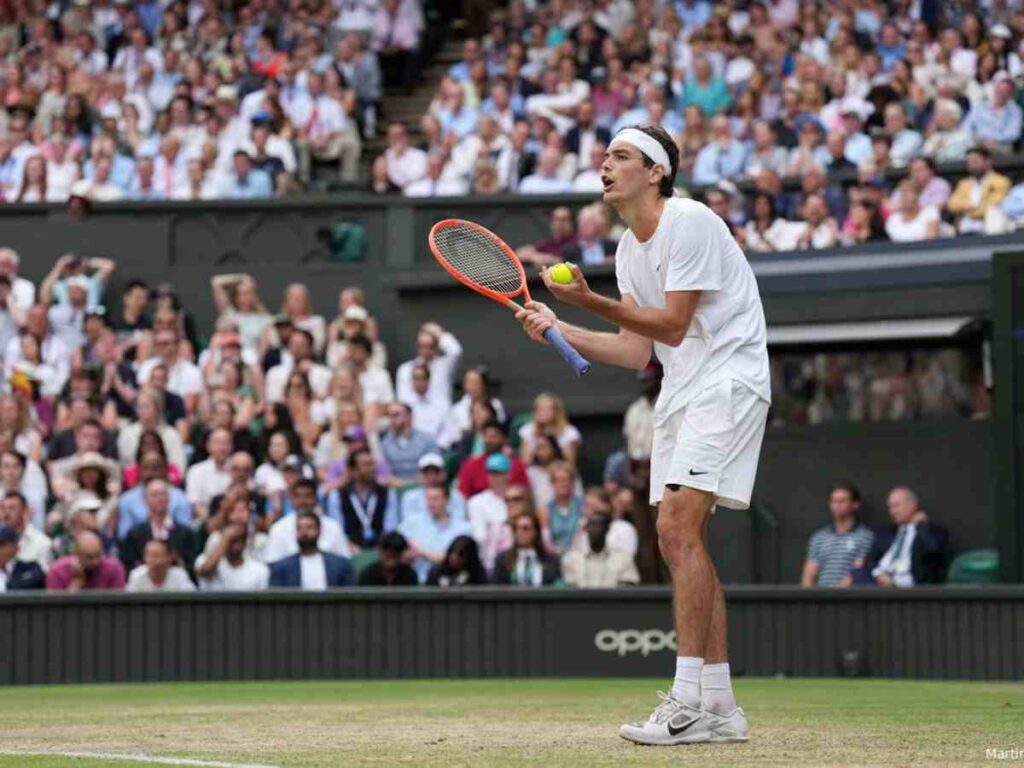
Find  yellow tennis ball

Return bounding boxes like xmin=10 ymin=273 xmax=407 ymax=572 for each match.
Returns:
xmin=550 ymin=263 xmax=575 ymax=285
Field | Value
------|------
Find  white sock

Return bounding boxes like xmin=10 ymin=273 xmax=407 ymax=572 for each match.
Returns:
xmin=670 ymin=656 xmax=703 ymax=706
xmin=701 ymin=662 xmax=737 ymax=714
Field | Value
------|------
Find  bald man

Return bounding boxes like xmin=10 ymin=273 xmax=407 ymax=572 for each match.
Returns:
xmin=46 ymin=530 xmax=126 ymax=591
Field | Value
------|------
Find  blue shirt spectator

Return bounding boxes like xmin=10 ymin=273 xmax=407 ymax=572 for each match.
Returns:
xmin=118 ymin=483 xmax=192 ymax=539
xmin=692 ymin=115 xmax=748 ymax=185
xmin=218 ymin=152 xmax=273 ymax=198
xmin=380 ymin=404 xmax=438 ymax=484
xmin=967 ymin=81 xmax=1023 ymax=149
xmin=399 ymin=488 xmax=473 ymax=581
xmin=675 ymin=0 xmax=712 ymax=32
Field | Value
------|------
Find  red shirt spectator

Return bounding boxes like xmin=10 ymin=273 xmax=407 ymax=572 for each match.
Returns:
xmin=457 ymin=421 xmax=529 ymax=498
xmin=46 ymin=531 xmax=126 ymax=591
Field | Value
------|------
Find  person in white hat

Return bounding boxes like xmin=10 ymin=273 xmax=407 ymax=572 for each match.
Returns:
xmin=326 ymin=302 xmax=387 ymax=370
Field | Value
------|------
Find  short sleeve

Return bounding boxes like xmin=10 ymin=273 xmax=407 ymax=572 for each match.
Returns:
xmin=664 ymin=209 xmax=723 ymax=293
xmin=806 ymin=530 xmax=823 ymax=563
xmin=855 ymin=528 xmax=874 ymax=559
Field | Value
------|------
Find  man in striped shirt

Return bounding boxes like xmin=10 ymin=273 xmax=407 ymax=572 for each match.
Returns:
xmin=801 ymin=484 xmax=874 ymax=587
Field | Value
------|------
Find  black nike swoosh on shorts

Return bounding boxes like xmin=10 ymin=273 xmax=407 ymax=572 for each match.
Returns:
xmin=667 ymin=717 xmax=700 ymax=736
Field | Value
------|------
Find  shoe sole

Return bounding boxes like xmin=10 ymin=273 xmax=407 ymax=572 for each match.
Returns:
xmin=618 ymin=730 xmax=712 ymax=746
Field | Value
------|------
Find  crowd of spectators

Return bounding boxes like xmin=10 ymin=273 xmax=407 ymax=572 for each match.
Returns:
xmin=0 ymin=250 xmax=648 ymax=593
xmin=372 ymin=0 xmax=1024 ymax=250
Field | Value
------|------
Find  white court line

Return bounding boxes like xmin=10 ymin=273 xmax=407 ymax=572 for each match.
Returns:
xmin=0 ymin=750 xmax=279 ymax=767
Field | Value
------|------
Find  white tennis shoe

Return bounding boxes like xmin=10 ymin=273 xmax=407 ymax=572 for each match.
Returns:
xmin=706 ymin=706 xmax=750 ymax=742
xmin=618 ymin=692 xmax=712 ymax=746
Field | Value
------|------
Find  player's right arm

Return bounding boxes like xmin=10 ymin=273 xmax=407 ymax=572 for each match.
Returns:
xmin=515 ymin=295 xmax=652 ymax=371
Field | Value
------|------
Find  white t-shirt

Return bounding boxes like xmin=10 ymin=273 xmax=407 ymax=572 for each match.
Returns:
xmin=299 ymin=552 xmax=328 ymax=590
xmin=194 ymin=554 xmax=270 ymax=591
xmin=615 ymin=198 xmax=770 ymax=420
xmin=264 ymin=512 xmax=351 ymax=563
xmin=136 ymin=358 xmax=204 ymax=398
xmin=885 ymin=205 xmax=939 ymax=243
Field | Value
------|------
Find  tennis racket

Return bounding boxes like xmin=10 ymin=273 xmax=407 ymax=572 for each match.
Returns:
xmin=428 ymin=219 xmax=591 ymax=376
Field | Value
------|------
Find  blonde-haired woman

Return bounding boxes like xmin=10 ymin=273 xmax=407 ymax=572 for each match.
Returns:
xmin=281 ymin=283 xmax=326 ymax=355
xmin=210 ymin=273 xmax=271 ymax=358
xmin=518 ymin=392 xmax=582 ymax=466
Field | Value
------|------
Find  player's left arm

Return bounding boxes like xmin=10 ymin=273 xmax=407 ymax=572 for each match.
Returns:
xmin=540 ymin=263 xmax=700 ymax=347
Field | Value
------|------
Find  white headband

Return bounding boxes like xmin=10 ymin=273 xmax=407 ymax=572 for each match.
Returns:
xmin=611 ymin=128 xmax=671 ymax=173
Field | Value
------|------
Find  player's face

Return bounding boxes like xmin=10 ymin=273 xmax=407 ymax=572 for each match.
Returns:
xmin=601 ymin=142 xmax=660 ymax=206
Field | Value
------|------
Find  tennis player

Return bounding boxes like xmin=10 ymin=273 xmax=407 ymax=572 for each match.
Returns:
xmin=516 ymin=124 xmax=770 ymax=745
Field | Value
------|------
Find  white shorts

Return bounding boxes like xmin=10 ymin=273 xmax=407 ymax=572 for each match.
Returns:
xmin=649 ymin=379 xmax=769 ymax=509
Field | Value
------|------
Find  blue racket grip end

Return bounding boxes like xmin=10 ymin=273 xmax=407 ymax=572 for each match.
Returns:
xmin=543 ymin=327 xmax=591 ymax=376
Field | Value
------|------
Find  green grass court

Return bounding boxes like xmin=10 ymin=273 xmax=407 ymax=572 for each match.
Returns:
xmin=0 ymin=678 xmax=1020 ymax=767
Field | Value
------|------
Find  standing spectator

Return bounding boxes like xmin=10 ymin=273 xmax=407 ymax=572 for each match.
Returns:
xmin=119 ymin=478 xmax=198 ymax=573
xmin=467 ymin=452 xmax=516 ymax=571
xmin=401 ymin=364 xmax=451 ymax=444
xmin=946 ymin=146 xmax=1011 ymax=234
xmin=0 ymin=523 xmax=44 ymax=590
xmin=373 ymin=0 xmax=421 ymax=92
xmin=400 ymin=485 xmax=473 ymax=582
xmin=457 ymin=420 xmax=529 ymax=499
xmin=185 ymin=429 xmax=233 ymax=521
xmin=380 ymin=403 xmax=438 ymax=485
xmin=46 ymin=530 xmax=126 ymax=591
xmin=562 ymin=513 xmax=640 ymax=587
xmin=518 ymin=393 xmax=582 ymax=467
xmin=0 ymin=249 xmax=36 ymax=312
xmin=358 ymin=531 xmax=419 ymax=585
xmin=426 ymin=535 xmax=488 ymax=586
xmin=492 ymin=511 xmax=560 ymax=586
xmin=857 ymin=487 xmax=951 ymax=587
xmin=268 ymin=511 xmax=354 ymax=589
xmin=194 ymin=518 xmax=270 ymax=591
xmin=125 ymin=538 xmax=195 ymax=592
xmin=327 ymin=448 xmax=398 ymax=552
xmin=800 ymin=484 xmax=875 ymax=587
xmin=0 ymin=492 xmax=51 ymax=571
xmin=210 ymin=274 xmax=271 ymax=359
xmin=264 ymin=479 xmax=351 ymax=563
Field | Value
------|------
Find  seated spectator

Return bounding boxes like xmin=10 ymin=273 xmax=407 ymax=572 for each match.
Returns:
xmin=922 ymin=100 xmax=973 ymax=164
xmin=358 ymin=531 xmax=419 ymax=586
xmin=898 ymin=157 xmax=952 ymax=211
xmin=998 ymin=178 xmax=1024 ymax=228
xmin=692 ymin=115 xmax=748 ymax=185
xmin=526 ymin=434 xmax=575 ymax=511
xmin=0 ymin=524 xmax=45 ymax=590
xmin=50 ymin=451 xmax=118 ymax=536
xmin=380 ymin=403 xmax=437 ymax=486
xmin=785 ymin=117 xmax=829 ymax=178
xmin=448 ymin=366 xmax=507 ymax=446
xmin=796 ymin=194 xmax=840 ymax=250
xmin=882 ymin=103 xmax=923 ymax=166
xmin=608 ymin=488 xmax=640 ymax=557
xmin=117 ymin=451 xmax=191 ymax=539
xmin=400 ymin=485 xmax=473 ymax=582
xmin=518 ymin=393 xmax=581 ymax=467
xmin=457 ymin=420 xmax=529 ymax=499
xmin=265 ymin=330 xmax=332 ymax=404
xmin=946 ymin=146 xmax=1011 ymax=234
xmin=547 ymin=461 xmax=585 ymax=555
xmin=572 ymin=142 xmax=607 ymax=193
xmin=885 ymin=181 xmax=941 ymax=242
xmin=491 ymin=511 xmax=560 ymax=586
xmin=209 ymin=273 xmax=272 ymax=360
xmin=467 ymin=453 xmax=518 ymax=571
xmin=136 ymin=329 xmax=203 ymax=415
xmin=401 ymin=365 xmax=451 ymax=445
xmin=856 ymin=487 xmax=951 ymax=587
xmin=217 ymin=150 xmax=272 ymax=199
xmin=46 ymin=530 xmax=126 ymax=591
xmin=426 ymin=535 xmax=488 ymax=586
xmin=384 ymin=123 xmax=428 ymax=192
xmin=4 ymin=305 xmax=70 ymax=397
xmin=279 ymin=284 xmax=327 ymax=357
xmin=841 ymin=200 xmax=889 ymax=246
xmin=0 ymin=449 xmax=47 ymax=531
xmin=0 ymin=491 xmax=51 ymax=571
xmin=517 ymin=146 xmax=573 ymax=194
xmin=738 ymin=193 xmax=795 ymax=252
xmin=194 ymin=515 xmax=270 ymax=591
xmin=743 ymin=121 xmax=788 ymax=178
xmin=680 ymin=55 xmax=732 ymax=117
xmin=558 ymin=204 xmax=616 ymax=267
xmin=965 ymin=74 xmax=1022 ymax=156
xmin=268 ymin=511 xmax=354 ymax=589
xmin=185 ymin=428 xmax=233 ymax=521
xmin=125 ymin=538 xmax=195 ymax=593
xmin=326 ymin=302 xmax=387 ymax=372
xmin=119 ymin=478 xmax=199 ymax=574
xmin=326 ymin=448 xmax=398 ymax=552
xmin=800 ymin=484 xmax=875 ymax=587
xmin=562 ymin=513 xmax=640 ymax=587
xmin=399 ymin=453 xmax=467 ymax=524
xmin=403 ymin=153 xmax=469 ymax=196
xmin=117 ymin=390 xmax=187 ymax=471
xmin=264 ymin=478 xmax=351 ymax=563
xmin=516 ymin=206 xmax=576 ymax=266
xmin=346 ymin=335 xmax=395 ymax=418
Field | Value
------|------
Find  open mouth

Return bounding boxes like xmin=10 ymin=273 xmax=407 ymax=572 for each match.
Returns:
xmin=601 ymin=175 xmax=614 ymax=191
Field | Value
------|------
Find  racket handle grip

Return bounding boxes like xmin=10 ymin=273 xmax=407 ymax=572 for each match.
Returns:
xmin=543 ymin=326 xmax=591 ymax=376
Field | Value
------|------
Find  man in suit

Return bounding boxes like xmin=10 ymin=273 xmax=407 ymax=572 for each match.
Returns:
xmin=120 ymin=477 xmax=198 ymax=575
xmin=855 ymin=486 xmax=950 ymax=587
xmin=566 ymin=101 xmax=610 ymax=168
xmin=559 ymin=204 xmax=617 ymax=267
xmin=269 ymin=512 xmax=353 ymax=589
xmin=0 ymin=524 xmax=44 ymax=590
xmin=946 ymin=146 xmax=1011 ymax=234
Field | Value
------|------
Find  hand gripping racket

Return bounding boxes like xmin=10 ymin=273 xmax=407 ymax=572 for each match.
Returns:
xmin=429 ymin=219 xmax=591 ymax=376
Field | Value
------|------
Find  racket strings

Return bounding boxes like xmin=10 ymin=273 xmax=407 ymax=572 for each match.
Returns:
xmin=432 ymin=225 xmax=523 ymax=295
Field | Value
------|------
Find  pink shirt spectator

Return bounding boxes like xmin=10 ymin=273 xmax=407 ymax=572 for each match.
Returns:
xmin=46 ymin=556 xmax=126 ymax=591
xmin=373 ymin=0 xmax=420 ymax=52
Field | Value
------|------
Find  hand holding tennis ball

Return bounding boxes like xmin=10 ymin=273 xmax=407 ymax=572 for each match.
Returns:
xmin=549 ymin=263 xmax=575 ymax=284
